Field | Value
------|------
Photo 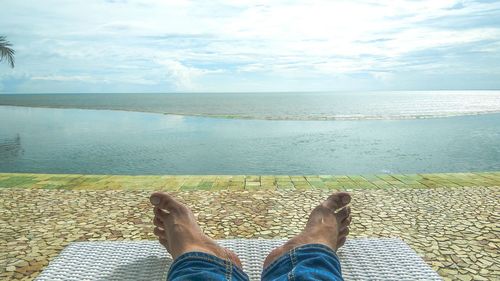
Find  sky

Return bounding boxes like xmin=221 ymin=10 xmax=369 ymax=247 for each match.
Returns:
xmin=1 ymin=0 xmax=500 ymax=93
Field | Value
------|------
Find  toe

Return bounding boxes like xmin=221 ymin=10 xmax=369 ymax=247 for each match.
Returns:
xmin=150 ymin=192 xmax=184 ymax=211
xmin=336 ymin=206 xmax=350 ymax=221
xmin=154 ymin=207 xmax=171 ymax=223
xmin=153 ymin=226 xmax=166 ymax=238
xmin=341 ymin=215 xmax=352 ymax=227
xmin=338 ymin=226 xmax=349 ymax=237
xmin=153 ymin=216 xmax=164 ymax=227
xmin=323 ymin=192 xmax=351 ymax=211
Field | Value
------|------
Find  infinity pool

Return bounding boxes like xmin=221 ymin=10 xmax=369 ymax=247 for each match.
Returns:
xmin=1 ymin=106 xmax=499 ymax=174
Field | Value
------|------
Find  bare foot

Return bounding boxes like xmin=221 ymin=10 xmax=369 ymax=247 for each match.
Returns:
xmin=150 ymin=192 xmax=243 ymax=267
xmin=263 ymin=192 xmax=352 ymax=268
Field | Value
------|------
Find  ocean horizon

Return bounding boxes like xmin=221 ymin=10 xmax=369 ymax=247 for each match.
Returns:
xmin=1 ymin=90 xmax=500 ymax=121
xmin=1 ymin=90 xmax=499 ymax=175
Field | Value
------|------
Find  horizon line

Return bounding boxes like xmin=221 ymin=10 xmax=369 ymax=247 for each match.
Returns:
xmin=2 ymin=89 xmax=500 ymax=95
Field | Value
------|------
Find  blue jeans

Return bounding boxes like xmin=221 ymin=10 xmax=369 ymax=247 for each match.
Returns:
xmin=167 ymin=244 xmax=343 ymax=281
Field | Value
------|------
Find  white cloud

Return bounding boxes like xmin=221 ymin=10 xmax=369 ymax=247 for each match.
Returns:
xmin=159 ymin=60 xmax=224 ymax=91
xmin=1 ymin=0 xmax=499 ymax=92
xmin=160 ymin=60 xmax=200 ymax=91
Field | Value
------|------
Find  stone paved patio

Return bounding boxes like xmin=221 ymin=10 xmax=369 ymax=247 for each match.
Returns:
xmin=1 ymin=172 xmax=499 ymax=281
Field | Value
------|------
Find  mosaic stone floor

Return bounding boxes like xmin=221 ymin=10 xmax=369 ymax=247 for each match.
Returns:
xmin=1 ymin=172 xmax=499 ymax=281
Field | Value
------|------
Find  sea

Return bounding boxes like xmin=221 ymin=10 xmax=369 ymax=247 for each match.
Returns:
xmin=0 ymin=91 xmax=499 ymax=175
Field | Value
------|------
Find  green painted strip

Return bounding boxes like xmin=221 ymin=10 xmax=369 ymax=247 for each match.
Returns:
xmin=0 ymin=172 xmax=499 ymax=190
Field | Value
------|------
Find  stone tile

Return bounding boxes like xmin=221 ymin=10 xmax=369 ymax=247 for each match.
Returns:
xmin=1 ymin=187 xmax=498 ymax=281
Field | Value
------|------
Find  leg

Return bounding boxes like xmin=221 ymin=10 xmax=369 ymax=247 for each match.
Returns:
xmin=150 ymin=192 xmax=249 ymax=281
xmin=262 ymin=192 xmax=352 ymax=280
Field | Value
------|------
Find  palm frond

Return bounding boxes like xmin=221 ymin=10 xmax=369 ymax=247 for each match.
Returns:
xmin=0 ymin=36 xmax=15 ymax=68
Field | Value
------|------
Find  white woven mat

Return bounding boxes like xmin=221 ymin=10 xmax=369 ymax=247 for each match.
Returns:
xmin=35 ymin=238 xmax=442 ymax=281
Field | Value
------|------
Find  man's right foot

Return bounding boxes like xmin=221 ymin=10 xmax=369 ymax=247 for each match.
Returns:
xmin=150 ymin=192 xmax=243 ymax=268
xmin=263 ymin=192 xmax=352 ymax=268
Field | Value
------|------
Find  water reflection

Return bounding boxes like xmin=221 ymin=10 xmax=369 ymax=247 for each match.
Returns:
xmin=0 ymin=134 xmax=23 ymax=159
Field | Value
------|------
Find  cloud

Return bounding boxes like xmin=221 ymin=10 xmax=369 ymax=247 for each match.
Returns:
xmin=0 ymin=0 xmax=499 ymax=92
xmin=159 ymin=60 xmax=224 ymax=91
xmin=161 ymin=60 xmax=201 ymax=91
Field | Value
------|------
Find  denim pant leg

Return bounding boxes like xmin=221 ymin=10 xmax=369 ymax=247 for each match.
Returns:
xmin=261 ymin=244 xmax=343 ymax=281
xmin=167 ymin=251 xmax=250 ymax=281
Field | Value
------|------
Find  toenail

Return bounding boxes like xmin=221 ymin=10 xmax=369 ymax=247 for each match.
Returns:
xmin=150 ymin=196 xmax=160 ymax=205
